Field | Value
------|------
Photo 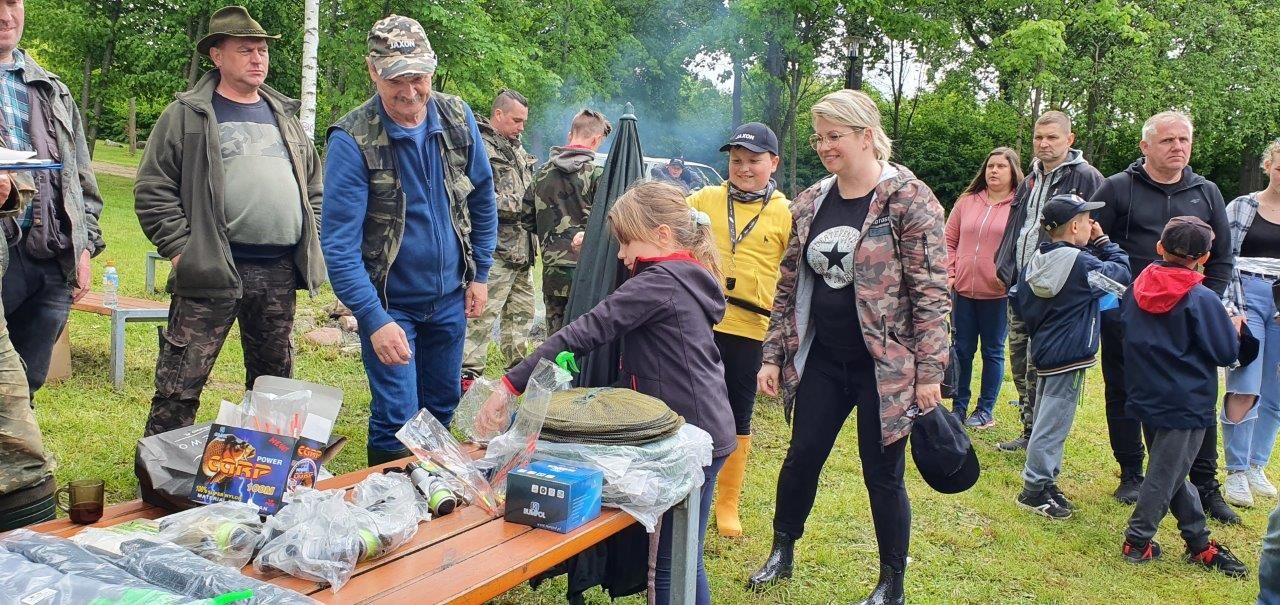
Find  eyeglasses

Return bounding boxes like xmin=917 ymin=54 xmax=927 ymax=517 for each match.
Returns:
xmin=808 ymin=129 xmax=862 ymax=150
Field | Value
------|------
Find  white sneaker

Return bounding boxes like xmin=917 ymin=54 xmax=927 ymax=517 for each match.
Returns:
xmin=1249 ymin=465 xmax=1278 ymax=498
xmin=1225 ymin=471 xmax=1254 ymax=507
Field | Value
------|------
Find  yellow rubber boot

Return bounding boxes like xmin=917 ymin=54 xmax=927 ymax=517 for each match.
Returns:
xmin=716 ymin=435 xmax=752 ymax=537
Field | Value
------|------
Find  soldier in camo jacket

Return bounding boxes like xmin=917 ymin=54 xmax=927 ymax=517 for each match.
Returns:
xmin=519 ymin=109 xmax=610 ymax=334
xmin=460 ymin=89 xmax=537 ymax=389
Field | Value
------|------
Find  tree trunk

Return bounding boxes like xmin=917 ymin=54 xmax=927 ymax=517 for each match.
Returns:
xmin=300 ymin=0 xmax=320 ymax=140
xmin=731 ymin=51 xmax=743 ymax=129
xmin=80 ymin=54 xmax=93 ymax=115
xmin=86 ymin=1 xmax=122 ymax=157
xmin=186 ymin=12 xmax=207 ymax=88
xmin=762 ymin=23 xmax=786 ymax=142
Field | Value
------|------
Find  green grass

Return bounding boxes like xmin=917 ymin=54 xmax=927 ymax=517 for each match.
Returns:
xmin=41 ymin=168 xmax=1266 ymax=603
xmin=90 ymin=141 xmax=142 ymax=169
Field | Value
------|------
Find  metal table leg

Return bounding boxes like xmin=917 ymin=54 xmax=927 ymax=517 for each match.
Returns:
xmin=669 ymin=485 xmax=700 ymax=604
xmin=111 ymin=311 xmax=126 ymax=389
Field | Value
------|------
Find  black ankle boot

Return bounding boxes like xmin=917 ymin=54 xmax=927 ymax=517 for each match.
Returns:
xmin=854 ymin=564 xmax=905 ymax=605
xmin=747 ymin=531 xmax=796 ymax=590
xmin=367 ymin=446 xmax=413 ymax=467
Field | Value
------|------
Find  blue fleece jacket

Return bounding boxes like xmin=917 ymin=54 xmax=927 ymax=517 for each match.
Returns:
xmin=1121 ymin=261 xmax=1239 ymax=429
xmin=322 ymin=96 xmax=496 ymax=332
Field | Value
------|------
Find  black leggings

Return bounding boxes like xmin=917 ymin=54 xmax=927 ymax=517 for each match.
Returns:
xmin=772 ymin=346 xmax=910 ymax=570
xmin=715 ymin=331 xmax=764 ymax=435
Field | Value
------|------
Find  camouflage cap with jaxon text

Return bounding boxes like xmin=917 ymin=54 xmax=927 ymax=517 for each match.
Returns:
xmin=367 ymin=15 xmax=438 ymax=79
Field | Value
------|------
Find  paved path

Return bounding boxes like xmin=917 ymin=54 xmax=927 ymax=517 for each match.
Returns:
xmin=91 ymin=160 xmax=137 ymax=179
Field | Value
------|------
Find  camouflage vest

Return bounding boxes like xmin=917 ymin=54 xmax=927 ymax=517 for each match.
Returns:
xmin=330 ymin=93 xmax=478 ymax=302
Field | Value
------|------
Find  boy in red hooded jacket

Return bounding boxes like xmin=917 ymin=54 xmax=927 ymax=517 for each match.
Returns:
xmin=1119 ymin=216 xmax=1247 ymax=576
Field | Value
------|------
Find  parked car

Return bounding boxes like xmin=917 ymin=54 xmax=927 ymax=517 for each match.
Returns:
xmin=592 ymin=153 xmax=725 ymax=192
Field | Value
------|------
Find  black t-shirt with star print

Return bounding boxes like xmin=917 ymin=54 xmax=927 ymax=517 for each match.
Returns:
xmin=805 ymin=187 xmax=874 ymax=363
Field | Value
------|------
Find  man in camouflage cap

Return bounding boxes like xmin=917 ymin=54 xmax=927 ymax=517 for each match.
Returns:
xmin=135 ymin=5 xmax=326 ymax=438
xmin=460 ymin=89 xmax=537 ymax=390
xmin=322 ymin=15 xmax=497 ymax=465
xmin=520 ymin=109 xmax=610 ymax=334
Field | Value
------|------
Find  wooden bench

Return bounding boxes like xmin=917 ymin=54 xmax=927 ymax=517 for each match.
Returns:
xmin=71 ymin=291 xmax=169 ymax=389
xmin=27 ymin=454 xmax=702 ymax=603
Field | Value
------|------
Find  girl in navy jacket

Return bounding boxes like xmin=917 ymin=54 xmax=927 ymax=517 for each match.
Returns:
xmin=481 ymin=181 xmax=735 ymax=605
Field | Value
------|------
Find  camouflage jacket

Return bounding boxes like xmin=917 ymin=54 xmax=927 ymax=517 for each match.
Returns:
xmin=521 ymin=145 xmax=601 ymax=268
xmin=762 ymin=163 xmax=951 ymax=445
xmin=328 ymin=92 xmax=483 ymax=298
xmin=136 ymin=69 xmax=326 ymax=298
xmin=478 ymin=116 xmax=536 ymax=266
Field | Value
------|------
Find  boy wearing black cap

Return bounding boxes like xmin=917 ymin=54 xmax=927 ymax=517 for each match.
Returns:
xmin=1118 ymin=216 xmax=1247 ymax=576
xmin=1014 ymin=194 xmax=1131 ymax=520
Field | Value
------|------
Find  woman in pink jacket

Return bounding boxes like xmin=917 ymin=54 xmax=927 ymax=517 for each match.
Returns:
xmin=946 ymin=147 xmax=1023 ymax=428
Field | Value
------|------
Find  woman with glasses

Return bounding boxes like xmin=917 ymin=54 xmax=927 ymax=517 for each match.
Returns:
xmin=747 ymin=89 xmax=949 ymax=605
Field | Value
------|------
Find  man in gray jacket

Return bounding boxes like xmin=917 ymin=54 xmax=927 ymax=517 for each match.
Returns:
xmin=993 ymin=111 xmax=1104 ymax=453
xmin=134 ymin=6 xmax=325 ymax=437
xmin=0 ymin=0 xmax=105 ymax=400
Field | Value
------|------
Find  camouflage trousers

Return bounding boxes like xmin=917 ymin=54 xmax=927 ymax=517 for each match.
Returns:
xmin=146 ymin=256 xmax=297 ymax=437
xmin=542 ymin=265 xmax=575 ymax=335
xmin=0 ymin=325 xmax=53 ymax=497
xmin=461 ymin=258 xmax=534 ymax=374
xmin=1007 ymin=304 xmax=1038 ymax=439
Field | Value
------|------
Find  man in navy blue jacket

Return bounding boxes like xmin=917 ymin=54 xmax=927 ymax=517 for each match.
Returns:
xmin=321 ymin=16 xmax=497 ymax=465
xmin=1014 ymin=194 xmax=1130 ymax=520
xmin=1119 ymin=216 xmax=1246 ymax=577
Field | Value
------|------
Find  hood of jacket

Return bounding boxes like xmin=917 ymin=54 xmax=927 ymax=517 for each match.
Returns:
xmin=1123 ymin=158 xmax=1207 ymax=194
xmin=548 ymin=145 xmax=597 ymax=173
xmin=1025 ymin=242 xmax=1081 ymax=298
xmin=1133 ymin=261 xmax=1204 ymax=314
xmin=633 ymin=251 xmax=726 ymax=325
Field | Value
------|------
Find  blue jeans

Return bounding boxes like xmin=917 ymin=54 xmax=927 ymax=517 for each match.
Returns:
xmin=1 ymin=246 xmax=72 ymax=400
xmin=951 ymin=295 xmax=1008 ymax=417
xmin=655 ymin=454 xmax=726 ymax=605
xmin=359 ymin=289 xmax=467 ymax=451
xmin=1261 ymin=501 xmax=1280 ymax=604
xmin=1223 ymin=275 xmax=1280 ymax=471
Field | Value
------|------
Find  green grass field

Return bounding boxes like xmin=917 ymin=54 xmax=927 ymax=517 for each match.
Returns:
xmin=38 ymin=170 xmax=1266 ymax=604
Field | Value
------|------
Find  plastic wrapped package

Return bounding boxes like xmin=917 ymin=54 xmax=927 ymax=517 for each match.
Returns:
xmin=156 ymin=502 xmax=263 ymax=568
xmin=452 ymin=375 xmax=508 ymax=445
xmin=114 ymin=539 xmax=317 ymax=604
xmin=70 ymin=522 xmax=163 ymax=558
xmin=0 ymin=548 xmax=215 ymax=604
xmin=254 ymin=482 xmax=422 ymax=593
xmin=471 ymin=360 xmax=564 ymax=504
xmin=351 ymin=472 xmax=430 ymax=525
xmin=532 ymin=424 xmax=714 ymax=531
xmin=397 ymin=410 xmax=499 ymax=515
xmin=0 ymin=529 xmax=200 ymax=601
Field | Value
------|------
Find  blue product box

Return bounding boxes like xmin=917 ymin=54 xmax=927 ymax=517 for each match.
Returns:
xmin=504 ymin=460 xmax=604 ymax=533
xmin=191 ymin=424 xmax=295 ymax=515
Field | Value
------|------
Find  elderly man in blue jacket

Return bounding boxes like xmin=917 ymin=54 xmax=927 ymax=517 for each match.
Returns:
xmin=321 ymin=15 xmax=497 ymax=466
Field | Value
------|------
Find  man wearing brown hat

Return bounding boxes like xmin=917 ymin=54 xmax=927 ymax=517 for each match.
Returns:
xmin=321 ymin=15 xmax=497 ymax=465
xmin=135 ymin=5 xmax=326 ymax=437
xmin=0 ymin=0 xmax=105 ymax=401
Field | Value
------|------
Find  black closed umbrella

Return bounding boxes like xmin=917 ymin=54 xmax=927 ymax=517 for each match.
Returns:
xmin=564 ymin=103 xmax=646 ymax=388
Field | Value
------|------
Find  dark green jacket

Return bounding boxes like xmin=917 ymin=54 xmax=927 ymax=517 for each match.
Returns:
xmin=135 ymin=70 xmax=325 ymax=298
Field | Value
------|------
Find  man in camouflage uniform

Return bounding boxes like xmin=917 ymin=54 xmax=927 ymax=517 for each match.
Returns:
xmin=134 ymin=6 xmax=326 ymax=437
xmin=521 ymin=109 xmax=610 ymax=334
xmin=460 ymin=89 xmax=536 ymax=386
xmin=321 ymin=16 xmax=496 ymax=466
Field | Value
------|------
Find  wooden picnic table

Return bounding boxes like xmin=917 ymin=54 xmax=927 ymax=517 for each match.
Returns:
xmin=27 ymin=451 xmax=702 ymax=604
xmin=71 ymin=290 xmax=169 ymax=389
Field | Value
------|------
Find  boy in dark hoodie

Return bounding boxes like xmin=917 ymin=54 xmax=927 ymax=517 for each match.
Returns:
xmin=1014 ymin=194 xmax=1131 ymax=520
xmin=1119 ymin=216 xmax=1247 ymax=577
